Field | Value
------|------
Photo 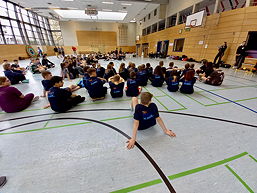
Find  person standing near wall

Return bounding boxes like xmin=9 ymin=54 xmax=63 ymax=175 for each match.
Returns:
xmin=72 ymin=46 xmax=77 ymax=55
xmin=54 ymin=46 xmax=59 ymax=58
xmin=234 ymin=41 xmax=247 ymax=69
xmin=213 ymin=42 xmax=227 ymax=68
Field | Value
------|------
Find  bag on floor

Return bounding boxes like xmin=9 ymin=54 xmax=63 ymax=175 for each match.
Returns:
xmin=205 ymin=70 xmax=224 ymax=86
xmin=220 ymin=61 xmax=231 ymax=68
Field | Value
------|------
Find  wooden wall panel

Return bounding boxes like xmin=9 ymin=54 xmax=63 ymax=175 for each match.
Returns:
xmin=136 ymin=6 xmax=257 ymax=65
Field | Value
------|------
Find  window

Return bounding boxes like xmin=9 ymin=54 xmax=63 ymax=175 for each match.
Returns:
xmin=167 ymin=14 xmax=177 ymax=28
xmin=173 ymin=38 xmax=185 ymax=52
xmin=158 ymin=20 xmax=165 ymax=31
xmin=154 ymin=9 xmax=157 ymax=16
xmin=152 ymin=23 xmax=157 ymax=33
xmin=142 ymin=28 xmax=147 ymax=36
xmin=146 ymin=26 xmax=151 ymax=34
xmin=0 ymin=0 xmax=58 ymax=45
xmin=143 ymin=17 xmax=146 ymax=22
xmin=148 ymin=13 xmax=150 ymax=20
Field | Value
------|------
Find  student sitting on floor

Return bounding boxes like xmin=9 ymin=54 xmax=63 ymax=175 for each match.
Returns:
xmin=48 ymin=76 xmax=85 ymax=113
xmin=42 ymin=54 xmax=55 ymax=68
xmin=61 ymin=61 xmax=74 ymax=80
xmin=96 ymin=63 xmax=105 ymax=78
xmin=127 ymin=92 xmax=176 ymax=149
xmin=128 ymin=62 xmax=138 ymax=73
xmin=85 ymin=68 xmax=107 ymax=100
xmin=150 ymin=66 xmax=165 ymax=87
xmin=166 ymin=69 xmax=180 ymax=92
xmin=165 ymin=62 xmax=174 ymax=77
xmin=197 ymin=60 xmax=214 ymax=78
xmin=30 ymin=59 xmax=47 ymax=74
xmin=159 ymin=61 xmax=166 ymax=77
xmin=180 ymin=70 xmax=196 ymax=94
xmin=126 ymin=71 xmax=141 ymax=97
xmin=136 ymin=64 xmax=148 ymax=86
xmin=3 ymin=63 xmax=29 ymax=84
xmin=190 ymin=63 xmax=195 ymax=73
xmin=104 ymin=63 xmax=116 ymax=80
xmin=108 ymin=74 xmax=125 ymax=98
xmin=201 ymin=70 xmax=224 ymax=86
xmin=0 ymin=76 xmax=39 ymax=113
xmin=119 ymin=63 xmax=129 ymax=80
xmin=11 ymin=60 xmax=26 ymax=72
xmin=145 ymin=63 xmax=153 ymax=78
xmin=77 ymin=66 xmax=90 ymax=88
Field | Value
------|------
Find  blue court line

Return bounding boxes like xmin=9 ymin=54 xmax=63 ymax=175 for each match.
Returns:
xmin=195 ymin=86 xmax=257 ymax=114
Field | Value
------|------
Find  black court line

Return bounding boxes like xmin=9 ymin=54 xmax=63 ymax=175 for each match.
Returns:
xmin=0 ymin=117 xmax=176 ymax=193
xmin=0 ymin=109 xmax=256 ymax=128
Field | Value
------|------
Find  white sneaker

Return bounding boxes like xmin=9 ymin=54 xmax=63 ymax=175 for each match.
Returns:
xmin=32 ymin=96 xmax=40 ymax=102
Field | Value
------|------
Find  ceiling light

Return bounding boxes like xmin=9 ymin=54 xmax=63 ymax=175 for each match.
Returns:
xmin=102 ymin=2 xmax=114 ymax=4
xmin=121 ymin=3 xmax=132 ymax=6
xmin=102 ymin=9 xmax=112 ymax=11
xmin=130 ymin=20 xmax=136 ymax=23
xmin=54 ymin=10 xmax=127 ymax=20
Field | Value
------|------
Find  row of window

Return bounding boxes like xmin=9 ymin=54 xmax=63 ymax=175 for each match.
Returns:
xmin=0 ymin=0 xmax=63 ymax=46
xmin=141 ymin=8 xmax=157 ymax=23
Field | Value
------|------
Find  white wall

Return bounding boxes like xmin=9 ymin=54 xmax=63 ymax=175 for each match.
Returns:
xmin=60 ymin=21 xmax=136 ymax=46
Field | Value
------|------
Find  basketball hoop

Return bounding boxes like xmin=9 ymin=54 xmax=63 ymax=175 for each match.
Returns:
xmin=185 ymin=19 xmax=196 ymax=31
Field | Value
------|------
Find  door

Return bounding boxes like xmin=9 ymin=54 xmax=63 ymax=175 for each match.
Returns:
xmin=157 ymin=41 xmax=162 ymax=53
xmin=162 ymin=40 xmax=169 ymax=57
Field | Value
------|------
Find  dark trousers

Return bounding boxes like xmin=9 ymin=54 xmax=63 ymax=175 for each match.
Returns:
xmin=213 ymin=52 xmax=224 ymax=68
xmin=234 ymin=55 xmax=245 ymax=69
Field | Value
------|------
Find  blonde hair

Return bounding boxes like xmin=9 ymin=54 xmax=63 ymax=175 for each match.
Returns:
xmin=140 ymin=92 xmax=153 ymax=105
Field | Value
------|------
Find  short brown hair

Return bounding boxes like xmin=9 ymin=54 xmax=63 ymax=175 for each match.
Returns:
xmin=130 ymin=71 xmax=136 ymax=79
xmin=141 ymin=92 xmax=153 ymax=105
xmin=41 ymin=70 xmax=51 ymax=78
xmin=3 ymin=63 xmax=11 ymax=70
xmin=112 ymin=74 xmax=120 ymax=82
xmin=87 ymin=67 xmax=96 ymax=75
xmin=0 ymin=76 xmax=7 ymax=85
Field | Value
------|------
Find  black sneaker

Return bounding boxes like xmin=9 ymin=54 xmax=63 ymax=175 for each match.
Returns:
xmin=0 ymin=176 xmax=7 ymax=188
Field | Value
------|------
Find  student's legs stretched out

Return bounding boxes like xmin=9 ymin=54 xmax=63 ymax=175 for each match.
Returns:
xmin=70 ymin=96 xmax=85 ymax=106
xmin=16 ymin=93 xmax=34 ymax=112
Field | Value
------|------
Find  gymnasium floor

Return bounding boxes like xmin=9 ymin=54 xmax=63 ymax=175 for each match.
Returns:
xmin=0 ymin=56 xmax=256 ymax=193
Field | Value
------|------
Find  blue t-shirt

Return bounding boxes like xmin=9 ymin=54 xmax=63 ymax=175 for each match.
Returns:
xmin=4 ymin=70 xmax=24 ymax=84
xmin=180 ymin=78 xmax=196 ymax=94
xmin=85 ymin=77 xmax=106 ymax=98
xmin=119 ymin=68 xmax=129 ymax=80
xmin=151 ymin=74 xmax=164 ymax=87
xmin=42 ymin=80 xmax=53 ymax=91
xmin=79 ymin=73 xmax=90 ymax=88
xmin=48 ymin=87 xmax=72 ymax=112
xmin=109 ymin=82 xmax=124 ymax=98
xmin=136 ymin=70 xmax=148 ymax=86
xmin=126 ymin=79 xmax=139 ymax=97
xmin=134 ymin=103 xmax=159 ymax=130
xmin=166 ymin=77 xmax=179 ymax=92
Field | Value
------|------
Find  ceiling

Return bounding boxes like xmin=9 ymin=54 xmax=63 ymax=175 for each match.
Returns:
xmin=10 ymin=0 xmax=160 ymax=23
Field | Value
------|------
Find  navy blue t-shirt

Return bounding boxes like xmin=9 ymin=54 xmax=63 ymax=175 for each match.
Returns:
xmin=134 ymin=103 xmax=159 ymax=130
xmin=97 ymin=67 xmax=105 ymax=78
xmin=48 ymin=87 xmax=72 ymax=112
xmin=119 ymin=68 xmax=129 ymax=80
xmin=136 ymin=70 xmax=148 ymax=86
xmin=85 ymin=77 xmax=106 ymax=98
xmin=109 ymin=82 xmax=124 ymax=98
xmin=126 ymin=79 xmax=139 ymax=97
xmin=180 ymin=78 xmax=196 ymax=94
xmin=42 ymin=80 xmax=53 ymax=91
xmin=166 ymin=77 xmax=179 ymax=92
xmin=151 ymin=74 xmax=164 ymax=87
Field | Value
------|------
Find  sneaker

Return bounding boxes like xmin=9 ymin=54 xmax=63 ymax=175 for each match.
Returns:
xmin=21 ymin=79 xmax=29 ymax=83
xmin=79 ymin=97 xmax=86 ymax=103
xmin=32 ymin=96 xmax=40 ymax=102
xmin=0 ymin=176 xmax=7 ymax=188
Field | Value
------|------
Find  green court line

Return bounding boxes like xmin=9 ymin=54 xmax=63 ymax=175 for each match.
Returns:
xmin=205 ymin=97 xmax=257 ymax=107
xmin=183 ymin=93 xmax=206 ymax=106
xmin=248 ymin=155 xmax=257 ymax=162
xmin=110 ymin=179 xmax=162 ymax=193
xmin=168 ymin=108 xmax=187 ymax=112
xmin=157 ymin=88 xmax=187 ymax=109
xmin=196 ymin=92 xmax=219 ymax=104
xmin=43 ymin=114 xmax=54 ymax=128
xmin=78 ymin=99 xmax=132 ymax=106
xmin=155 ymin=95 xmax=167 ymax=98
xmin=225 ymin=165 xmax=254 ymax=193
xmin=143 ymin=87 xmax=169 ymax=110
xmin=168 ymin=152 xmax=248 ymax=180
xmin=111 ymin=152 xmax=248 ymax=192
xmin=100 ymin=116 xmax=133 ymax=122
xmin=195 ymin=85 xmax=257 ymax=93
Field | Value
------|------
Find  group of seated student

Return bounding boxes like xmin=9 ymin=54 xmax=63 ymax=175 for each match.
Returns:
xmin=3 ymin=61 xmax=29 ymax=84
xmin=28 ymin=54 xmax=55 ymax=74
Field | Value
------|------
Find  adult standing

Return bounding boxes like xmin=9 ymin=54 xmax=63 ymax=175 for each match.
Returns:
xmin=61 ymin=47 xmax=65 ymax=57
xmin=72 ymin=46 xmax=77 ymax=55
xmin=37 ymin=47 xmax=43 ymax=57
xmin=213 ymin=42 xmax=227 ymax=68
xmin=234 ymin=41 xmax=247 ymax=69
xmin=53 ymin=46 xmax=58 ymax=58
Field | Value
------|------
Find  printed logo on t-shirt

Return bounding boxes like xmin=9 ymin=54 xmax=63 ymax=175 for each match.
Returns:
xmin=142 ymin=111 xmax=154 ymax=120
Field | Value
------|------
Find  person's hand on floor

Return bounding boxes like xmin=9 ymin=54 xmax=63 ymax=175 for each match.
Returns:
xmin=127 ymin=138 xmax=136 ymax=149
xmin=165 ymin=129 xmax=176 ymax=137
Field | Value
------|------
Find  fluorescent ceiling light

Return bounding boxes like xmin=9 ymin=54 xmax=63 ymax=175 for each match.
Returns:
xmin=121 ymin=3 xmax=132 ymax=6
xmin=130 ymin=20 xmax=136 ymax=22
xmin=102 ymin=1 xmax=114 ymax=4
xmin=55 ymin=10 xmax=127 ymax=20
xmin=102 ymin=9 xmax=112 ymax=11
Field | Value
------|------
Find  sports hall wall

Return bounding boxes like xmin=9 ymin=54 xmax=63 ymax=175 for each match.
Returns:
xmin=60 ymin=21 xmax=136 ymax=54
xmin=136 ymin=6 xmax=257 ymax=65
